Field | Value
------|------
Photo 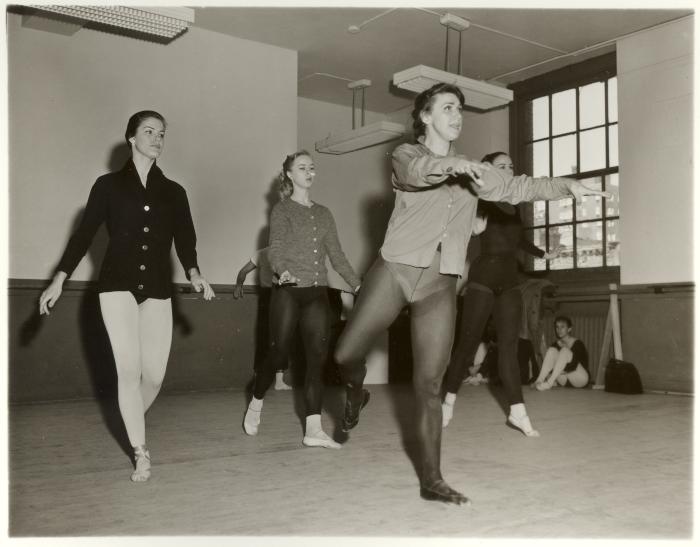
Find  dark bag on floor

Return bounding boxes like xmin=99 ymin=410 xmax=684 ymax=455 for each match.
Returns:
xmin=605 ymin=358 xmax=643 ymax=394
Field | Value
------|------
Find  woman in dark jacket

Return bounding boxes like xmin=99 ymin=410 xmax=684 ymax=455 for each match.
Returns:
xmin=39 ymin=110 xmax=214 ymax=482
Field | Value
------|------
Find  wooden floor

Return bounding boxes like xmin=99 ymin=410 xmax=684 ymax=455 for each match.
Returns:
xmin=8 ymin=383 xmax=692 ymax=539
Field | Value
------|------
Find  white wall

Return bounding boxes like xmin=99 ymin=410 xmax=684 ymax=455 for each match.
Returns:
xmin=617 ymin=16 xmax=693 ymax=285
xmin=8 ymin=13 xmax=298 ymax=284
xmin=297 ymin=97 xmax=398 ymax=289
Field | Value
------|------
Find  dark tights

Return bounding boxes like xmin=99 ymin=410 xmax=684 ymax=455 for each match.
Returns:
xmin=335 ymin=254 xmax=456 ymax=487
xmin=253 ymin=286 xmax=330 ymax=416
xmin=443 ymin=282 xmax=524 ymax=405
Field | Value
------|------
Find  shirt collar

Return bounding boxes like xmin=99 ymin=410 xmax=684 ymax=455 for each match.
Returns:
xmin=122 ymin=158 xmax=164 ymax=187
xmin=415 ymin=137 xmax=456 ymax=158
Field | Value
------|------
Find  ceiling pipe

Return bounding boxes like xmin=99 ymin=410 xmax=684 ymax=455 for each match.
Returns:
xmin=416 ymin=8 xmax=571 ymax=54
xmin=347 ymin=8 xmax=397 ymax=34
xmin=298 ymin=72 xmax=353 ymax=83
xmin=488 ymin=13 xmax=692 ymax=81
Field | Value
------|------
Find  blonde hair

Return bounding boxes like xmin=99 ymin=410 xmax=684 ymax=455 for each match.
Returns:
xmin=279 ymin=150 xmax=311 ymax=200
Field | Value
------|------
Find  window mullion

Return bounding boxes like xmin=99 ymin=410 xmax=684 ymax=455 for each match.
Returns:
xmin=573 ymin=87 xmax=580 ymax=269
xmin=602 ymin=78 xmax=610 ymax=267
xmin=546 ymin=93 xmax=553 ymax=271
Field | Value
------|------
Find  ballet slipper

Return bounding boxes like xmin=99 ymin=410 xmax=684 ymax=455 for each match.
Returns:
xmin=243 ymin=405 xmax=261 ymax=435
xmin=342 ymin=388 xmax=370 ymax=432
xmin=302 ymin=429 xmax=342 ymax=449
xmin=419 ymin=479 xmax=470 ymax=505
xmin=507 ymin=414 xmax=540 ymax=437
xmin=535 ymin=381 xmax=553 ymax=391
xmin=131 ymin=447 xmax=151 ymax=482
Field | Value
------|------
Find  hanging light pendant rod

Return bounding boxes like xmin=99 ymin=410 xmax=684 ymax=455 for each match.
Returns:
xmin=440 ymin=13 xmax=470 ymax=75
xmin=348 ymin=79 xmax=371 ymax=130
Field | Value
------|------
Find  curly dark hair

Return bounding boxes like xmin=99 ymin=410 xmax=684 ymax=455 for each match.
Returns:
xmin=411 ymin=83 xmax=465 ymax=140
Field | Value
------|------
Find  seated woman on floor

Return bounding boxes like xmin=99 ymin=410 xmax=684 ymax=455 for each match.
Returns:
xmin=533 ymin=315 xmax=589 ymax=390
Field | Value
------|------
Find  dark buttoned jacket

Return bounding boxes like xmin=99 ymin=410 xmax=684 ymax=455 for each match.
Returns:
xmin=57 ymin=159 xmax=199 ymax=299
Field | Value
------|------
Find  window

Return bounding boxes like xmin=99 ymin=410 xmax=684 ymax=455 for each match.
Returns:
xmin=511 ymin=53 xmax=619 ymax=272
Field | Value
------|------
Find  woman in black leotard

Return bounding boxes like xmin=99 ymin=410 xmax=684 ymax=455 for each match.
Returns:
xmin=534 ymin=315 xmax=590 ymax=390
xmin=39 ymin=111 xmax=215 ymax=482
xmin=441 ymin=152 xmax=557 ymax=436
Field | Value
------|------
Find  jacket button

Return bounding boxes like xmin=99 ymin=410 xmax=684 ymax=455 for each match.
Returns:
xmin=143 ymin=227 xmax=150 ymax=233
xmin=144 ymin=205 xmax=150 ymax=211
xmin=137 ymin=284 xmax=144 ymax=290
xmin=139 ymin=265 xmax=146 ymax=271
xmin=142 ymin=245 xmax=148 ymax=251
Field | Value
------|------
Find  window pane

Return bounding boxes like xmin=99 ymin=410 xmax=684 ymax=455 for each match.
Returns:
xmin=552 ymin=134 xmax=577 ymax=176
xmin=523 ymin=228 xmax=547 ymax=271
xmin=579 ymin=81 xmax=605 ymax=129
xmin=525 ymin=96 xmax=549 ymax=140
xmin=521 ymin=201 xmax=546 ymax=227
xmin=608 ymin=77 xmax=618 ymax=123
xmin=549 ymin=197 xmax=573 ymax=224
xmin=549 ymin=225 xmax=574 ymax=270
xmin=605 ymin=173 xmax=619 ymax=217
xmin=524 ymin=140 xmax=550 ymax=177
xmin=580 ymin=127 xmax=606 ymax=173
xmin=608 ymin=124 xmax=618 ymax=167
xmin=576 ymin=177 xmax=603 ymax=220
xmin=577 ymin=221 xmax=604 ymax=268
xmin=606 ymin=219 xmax=620 ymax=266
xmin=552 ymin=88 xmax=576 ymax=135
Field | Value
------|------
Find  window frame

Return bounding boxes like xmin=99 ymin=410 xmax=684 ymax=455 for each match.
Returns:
xmin=509 ymin=52 xmax=620 ymax=278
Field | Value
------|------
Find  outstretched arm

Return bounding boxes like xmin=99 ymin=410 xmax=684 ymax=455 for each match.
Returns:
xmin=474 ymin=169 xmax=611 ymax=204
xmin=392 ymin=144 xmax=490 ymax=191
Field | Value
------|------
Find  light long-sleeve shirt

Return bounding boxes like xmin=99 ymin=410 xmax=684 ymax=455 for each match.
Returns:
xmin=382 ymin=142 xmax=574 ymax=276
xmin=268 ymin=199 xmax=360 ymax=290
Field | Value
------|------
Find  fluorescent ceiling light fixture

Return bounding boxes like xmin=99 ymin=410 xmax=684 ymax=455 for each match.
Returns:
xmin=316 ymin=121 xmax=406 ymax=155
xmin=32 ymin=5 xmax=194 ymax=39
xmin=393 ymin=65 xmax=513 ymax=111
xmin=316 ymin=79 xmax=405 ymax=155
xmin=393 ymin=13 xmax=513 ymax=111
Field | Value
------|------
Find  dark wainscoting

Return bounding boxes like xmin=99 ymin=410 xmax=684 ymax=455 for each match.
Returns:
xmin=8 ymin=280 xmax=347 ymax=403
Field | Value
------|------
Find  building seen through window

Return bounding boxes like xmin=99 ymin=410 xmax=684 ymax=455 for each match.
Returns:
xmin=514 ymin=55 xmax=619 ymax=273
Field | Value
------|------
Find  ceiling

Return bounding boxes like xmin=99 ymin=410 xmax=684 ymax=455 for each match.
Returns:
xmin=192 ymin=7 xmax=691 ymax=114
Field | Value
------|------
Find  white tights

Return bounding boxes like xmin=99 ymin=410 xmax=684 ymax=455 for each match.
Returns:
xmin=99 ymin=292 xmax=173 ymax=447
xmin=536 ymin=347 xmax=589 ymax=388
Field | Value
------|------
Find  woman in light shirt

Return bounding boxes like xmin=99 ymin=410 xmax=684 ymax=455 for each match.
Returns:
xmin=333 ymin=83 xmax=609 ymax=504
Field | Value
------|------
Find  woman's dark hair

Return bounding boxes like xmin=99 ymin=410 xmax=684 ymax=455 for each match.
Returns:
xmin=554 ymin=315 xmax=573 ymax=329
xmin=125 ymin=110 xmax=166 ymax=146
xmin=411 ymin=83 xmax=465 ymax=140
xmin=481 ymin=151 xmax=509 ymax=164
xmin=279 ymin=150 xmax=312 ymax=200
